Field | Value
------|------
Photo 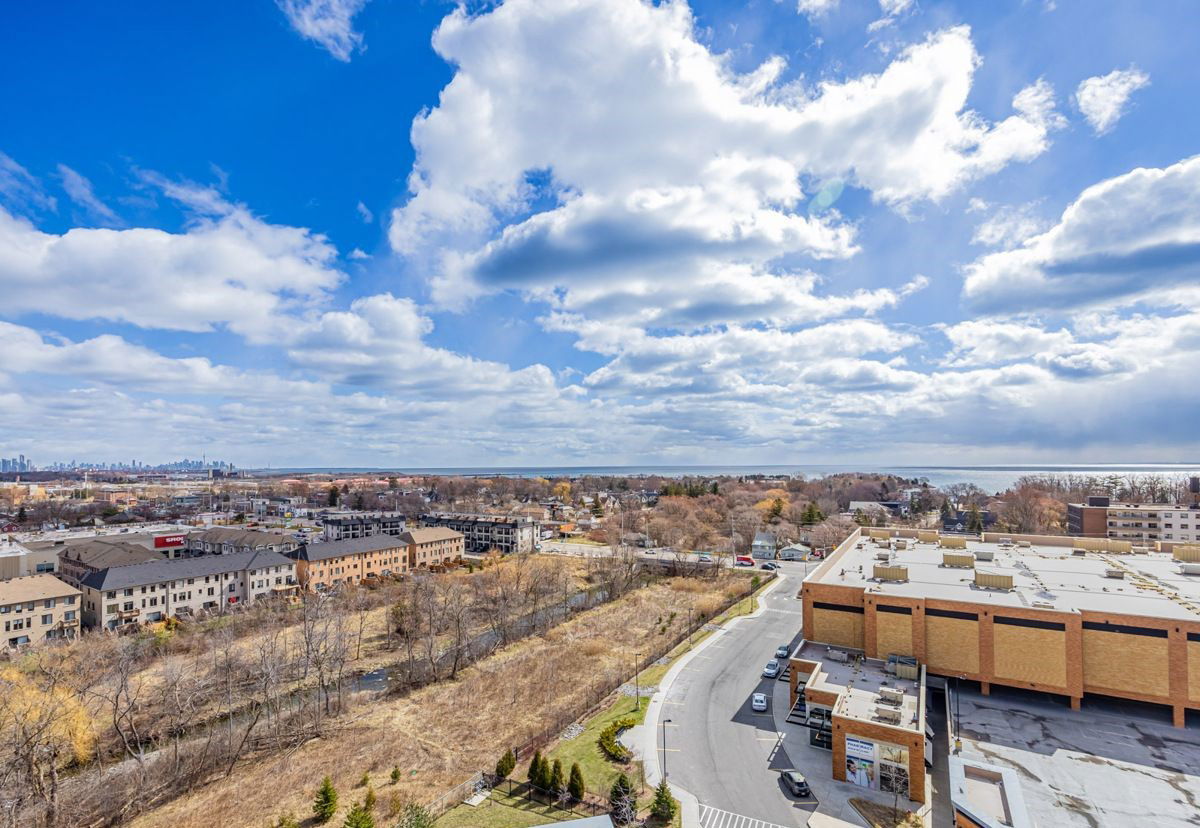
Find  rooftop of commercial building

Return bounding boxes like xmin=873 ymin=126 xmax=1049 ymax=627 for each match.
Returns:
xmin=809 ymin=531 xmax=1200 ymax=622
xmin=796 ymin=641 xmax=922 ymax=732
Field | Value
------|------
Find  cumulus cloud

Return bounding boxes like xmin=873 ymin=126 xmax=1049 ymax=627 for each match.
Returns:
xmin=1075 ymin=66 xmax=1149 ymax=135
xmin=963 ymin=155 xmax=1200 ymax=313
xmin=56 ymin=164 xmax=121 ymax=226
xmin=971 ymin=201 xmax=1048 ymax=247
xmin=276 ymin=0 xmax=370 ymax=61
xmin=797 ymin=0 xmax=839 ymax=19
xmin=392 ymin=3 xmax=1061 ymax=328
xmin=0 ymin=179 xmax=344 ymax=341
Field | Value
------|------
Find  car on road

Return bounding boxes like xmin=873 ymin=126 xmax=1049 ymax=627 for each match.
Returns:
xmin=775 ymin=644 xmax=791 ymax=659
xmin=751 ymin=692 xmax=768 ymax=712
xmin=781 ymin=770 xmax=811 ymax=797
xmin=760 ymin=561 xmax=779 ymax=570
xmin=697 ymin=554 xmax=712 ymax=562
xmin=762 ymin=659 xmax=780 ymax=678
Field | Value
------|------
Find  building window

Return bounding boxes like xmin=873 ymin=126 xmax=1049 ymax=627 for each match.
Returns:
xmin=41 ymin=614 xmax=52 ymax=625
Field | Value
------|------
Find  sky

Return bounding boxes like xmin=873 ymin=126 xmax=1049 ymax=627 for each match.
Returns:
xmin=1 ymin=0 xmax=1198 ymax=468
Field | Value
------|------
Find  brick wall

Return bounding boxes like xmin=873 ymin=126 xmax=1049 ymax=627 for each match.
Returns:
xmin=831 ymin=716 xmax=927 ymax=804
xmin=1189 ymin=640 xmax=1200 ymax=703
xmin=925 ymin=616 xmax=980 ymax=675
xmin=992 ymin=624 xmax=1067 ymax=687
xmin=1082 ymin=629 xmax=1170 ymax=697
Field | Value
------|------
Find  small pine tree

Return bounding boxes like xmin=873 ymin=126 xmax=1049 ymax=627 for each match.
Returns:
xmin=313 ymin=776 xmax=339 ymax=824
xmin=651 ymin=778 xmax=678 ymax=821
xmin=527 ymin=749 xmax=545 ymax=788
xmin=364 ymin=786 xmax=377 ymax=813
xmin=549 ymin=759 xmax=566 ymax=796
xmin=390 ymin=766 xmax=401 ymax=784
xmin=568 ymin=762 xmax=585 ymax=801
xmin=395 ymin=802 xmax=434 ymax=828
xmin=276 ymin=813 xmax=300 ymax=828
xmin=328 ymin=486 xmax=340 ymax=507
xmin=495 ymin=748 xmax=516 ymax=780
xmin=358 ymin=772 xmax=370 ymax=788
xmin=342 ymin=801 xmax=374 ymax=828
xmin=609 ymin=773 xmax=636 ymax=825
xmin=16 ymin=506 xmax=26 ymax=524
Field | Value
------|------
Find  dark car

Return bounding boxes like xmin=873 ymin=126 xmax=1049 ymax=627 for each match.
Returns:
xmin=781 ymin=770 xmax=811 ymax=797
xmin=760 ymin=561 xmax=779 ymax=570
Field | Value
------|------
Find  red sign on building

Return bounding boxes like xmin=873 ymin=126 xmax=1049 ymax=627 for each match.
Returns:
xmin=154 ymin=534 xmax=186 ymax=548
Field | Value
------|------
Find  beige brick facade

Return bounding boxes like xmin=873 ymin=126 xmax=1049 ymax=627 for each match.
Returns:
xmin=992 ymin=624 xmax=1067 ymax=688
xmin=925 ymin=616 xmax=980 ymax=675
xmin=1189 ymin=641 xmax=1200 ymax=703
xmin=1082 ymin=629 xmax=1170 ymax=697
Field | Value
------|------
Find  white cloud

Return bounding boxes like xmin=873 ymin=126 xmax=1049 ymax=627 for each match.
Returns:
xmin=356 ymin=200 xmax=373 ymax=223
xmin=276 ymin=0 xmax=370 ymax=62
xmin=1075 ymin=66 xmax=1149 ymax=135
xmin=941 ymin=319 xmax=1074 ymax=366
xmin=0 ymin=151 xmax=56 ymax=215
xmin=0 ymin=180 xmax=344 ymax=341
xmin=392 ymin=5 xmax=1061 ymax=331
xmin=797 ymin=0 xmax=839 ymax=19
xmin=971 ymin=201 xmax=1048 ymax=247
xmin=963 ymin=154 xmax=1200 ymax=312
xmin=56 ymin=164 xmax=121 ymax=226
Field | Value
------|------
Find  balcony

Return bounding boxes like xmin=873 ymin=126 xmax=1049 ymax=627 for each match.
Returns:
xmin=116 ymin=608 xmax=140 ymax=620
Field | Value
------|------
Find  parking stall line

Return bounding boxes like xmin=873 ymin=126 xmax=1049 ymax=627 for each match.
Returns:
xmin=700 ymin=804 xmax=790 ymax=828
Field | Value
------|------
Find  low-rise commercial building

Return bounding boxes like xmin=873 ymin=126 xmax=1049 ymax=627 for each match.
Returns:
xmin=0 ymin=575 xmax=81 ymax=647
xmin=799 ymin=527 xmax=1200 ymax=729
xmin=186 ymin=527 xmax=298 ymax=557
xmin=78 ymin=549 xmax=296 ymax=630
xmin=420 ymin=512 xmax=536 ymax=555
xmin=321 ymin=512 xmax=407 ymax=541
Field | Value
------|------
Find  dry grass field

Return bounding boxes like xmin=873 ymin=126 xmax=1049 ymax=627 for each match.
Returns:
xmin=128 ymin=574 xmax=751 ymax=828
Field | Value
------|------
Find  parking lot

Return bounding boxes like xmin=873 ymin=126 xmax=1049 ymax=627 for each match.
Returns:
xmin=954 ymin=685 xmax=1200 ymax=828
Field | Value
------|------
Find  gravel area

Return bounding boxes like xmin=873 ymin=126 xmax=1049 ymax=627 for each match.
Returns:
xmin=618 ymin=682 xmax=657 ymax=698
xmin=558 ymin=723 xmax=584 ymax=741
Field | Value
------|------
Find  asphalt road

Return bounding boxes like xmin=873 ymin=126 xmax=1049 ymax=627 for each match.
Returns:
xmin=665 ymin=563 xmax=817 ymax=827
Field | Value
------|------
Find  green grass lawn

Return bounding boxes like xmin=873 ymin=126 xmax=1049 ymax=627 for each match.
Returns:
xmin=436 ymin=789 xmax=582 ymax=828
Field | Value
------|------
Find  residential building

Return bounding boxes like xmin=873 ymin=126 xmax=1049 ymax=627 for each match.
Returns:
xmin=78 ymin=549 xmax=297 ymax=630
xmin=402 ymin=527 xmax=464 ymax=569
xmin=321 ymin=512 xmax=407 ymax=541
xmin=750 ymin=531 xmax=777 ymax=560
xmin=186 ymin=527 xmax=298 ymax=557
xmin=0 ymin=574 xmax=81 ymax=647
xmin=421 ymin=512 xmax=537 ymax=554
xmin=55 ymin=538 xmax=166 ymax=588
xmin=1065 ymin=495 xmax=1113 ymax=538
xmin=796 ymin=527 xmax=1200 ymax=733
xmin=1067 ymin=477 xmax=1200 ymax=543
xmin=289 ymin=535 xmax=412 ymax=591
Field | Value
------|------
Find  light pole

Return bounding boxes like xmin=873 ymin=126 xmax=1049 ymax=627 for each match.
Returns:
xmin=661 ymin=718 xmax=673 ymax=779
xmin=634 ymin=651 xmax=642 ymax=712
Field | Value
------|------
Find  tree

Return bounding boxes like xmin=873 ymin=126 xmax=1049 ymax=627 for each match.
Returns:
xmin=966 ymin=505 xmax=983 ymax=534
xmin=768 ymin=498 xmax=784 ymax=520
xmin=364 ymin=786 xmax=377 ymax=813
xmin=328 ymin=486 xmax=340 ymax=507
xmin=313 ymin=776 xmax=339 ymax=824
xmin=495 ymin=748 xmax=516 ymax=780
xmin=276 ymin=813 xmax=300 ymax=828
xmin=388 ymin=477 xmax=399 ymax=490
xmin=391 ymin=765 xmax=401 ymax=784
xmin=609 ymin=773 xmax=636 ymax=825
xmin=568 ymin=762 xmax=586 ymax=801
xmin=343 ymin=801 xmax=374 ymax=828
xmin=549 ymin=758 xmax=566 ymax=797
xmin=527 ymin=749 xmax=545 ymax=788
xmin=395 ymin=802 xmax=434 ymax=828
xmin=651 ymin=778 xmax=678 ymax=821
xmin=16 ymin=505 xmax=26 ymax=523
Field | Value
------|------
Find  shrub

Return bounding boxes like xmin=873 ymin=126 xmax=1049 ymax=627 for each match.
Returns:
xmin=313 ymin=776 xmax=338 ymax=824
xmin=358 ymin=772 xmax=370 ymax=788
xmin=390 ymin=765 xmax=401 ymax=784
xmin=651 ymin=778 xmax=678 ymax=821
xmin=395 ymin=802 xmax=434 ymax=828
xmin=527 ymin=749 xmax=545 ymax=787
xmin=549 ymin=759 xmax=566 ymax=796
xmin=275 ymin=813 xmax=300 ymax=828
xmin=598 ymin=716 xmax=638 ymax=763
xmin=342 ymin=801 xmax=374 ymax=828
xmin=364 ymin=786 xmax=377 ymax=813
xmin=495 ymin=748 xmax=517 ymax=780
xmin=568 ymin=762 xmax=586 ymax=801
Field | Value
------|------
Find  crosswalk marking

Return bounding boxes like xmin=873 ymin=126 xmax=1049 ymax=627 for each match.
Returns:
xmin=698 ymin=804 xmax=791 ymax=828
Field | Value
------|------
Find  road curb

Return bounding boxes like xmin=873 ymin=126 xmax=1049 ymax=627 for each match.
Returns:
xmin=642 ymin=573 xmax=787 ymax=828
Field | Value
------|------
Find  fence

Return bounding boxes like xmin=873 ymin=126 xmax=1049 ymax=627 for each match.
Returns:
xmin=426 ymin=771 xmax=485 ymax=819
xmin=491 ymin=777 xmax=610 ymax=818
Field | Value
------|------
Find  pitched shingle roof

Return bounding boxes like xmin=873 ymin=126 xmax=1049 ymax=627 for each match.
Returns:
xmin=401 ymin=527 xmax=462 ymax=545
xmin=79 ymin=549 xmax=293 ymax=592
xmin=290 ymin=534 xmax=408 ymax=562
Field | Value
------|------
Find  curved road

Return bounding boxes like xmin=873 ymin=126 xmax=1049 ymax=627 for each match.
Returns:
xmin=663 ymin=563 xmax=816 ymax=827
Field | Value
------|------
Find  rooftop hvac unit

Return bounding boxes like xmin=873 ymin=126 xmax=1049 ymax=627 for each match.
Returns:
xmin=893 ymin=539 xmax=909 ymax=550
xmin=875 ymin=551 xmax=892 ymax=561
xmin=1180 ymin=562 xmax=1200 ymax=575
xmin=895 ymin=662 xmax=921 ymax=681
xmin=1173 ymin=546 xmax=1200 ymax=563
xmin=1032 ymin=600 xmax=1055 ymax=609
xmin=879 ymin=686 xmax=905 ymax=705
xmin=975 ymin=570 xmax=1014 ymax=590
xmin=1132 ymin=546 xmax=1152 ymax=555
xmin=940 ymin=536 xmax=968 ymax=550
xmin=875 ymin=706 xmax=902 ymax=724
xmin=943 ymin=553 xmax=975 ymax=568
xmin=1104 ymin=569 xmax=1126 ymax=579
xmin=974 ymin=548 xmax=995 ymax=561
xmin=1016 ymin=540 xmax=1031 ymax=548
xmin=998 ymin=537 xmax=1013 ymax=545
xmin=827 ymin=649 xmax=849 ymax=663
xmin=873 ymin=565 xmax=909 ymax=582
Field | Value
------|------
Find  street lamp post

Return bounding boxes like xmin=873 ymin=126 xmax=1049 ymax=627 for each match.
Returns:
xmin=634 ymin=651 xmax=642 ymax=712
xmin=661 ymin=718 xmax=673 ymax=779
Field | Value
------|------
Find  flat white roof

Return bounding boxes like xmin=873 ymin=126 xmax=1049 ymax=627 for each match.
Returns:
xmin=798 ymin=641 xmax=922 ymax=732
xmin=813 ymin=535 xmax=1200 ymax=622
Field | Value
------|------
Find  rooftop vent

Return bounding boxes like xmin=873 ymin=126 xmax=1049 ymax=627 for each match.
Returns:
xmin=874 ymin=564 xmax=909 ymax=582
xmin=1104 ymin=569 xmax=1126 ymax=579
xmin=874 ymin=706 xmax=902 ymax=724
xmin=974 ymin=548 xmax=995 ymax=562
xmin=827 ymin=649 xmax=849 ymax=663
xmin=1180 ymin=562 xmax=1200 ymax=576
xmin=879 ymin=686 xmax=905 ymax=705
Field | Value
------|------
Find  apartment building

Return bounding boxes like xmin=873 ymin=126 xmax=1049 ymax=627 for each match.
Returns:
xmin=289 ymin=535 xmax=411 ymax=591
xmin=321 ymin=512 xmax=407 ymax=541
xmin=55 ymin=538 xmax=167 ymax=588
xmin=403 ymin=527 xmax=465 ymax=568
xmin=420 ymin=512 xmax=537 ymax=555
xmin=0 ymin=574 xmax=81 ymax=647
xmin=78 ymin=549 xmax=296 ymax=630
xmin=1068 ymin=494 xmax=1200 ymax=543
xmin=186 ymin=527 xmax=298 ymax=557
xmin=798 ymin=528 xmax=1200 ymax=731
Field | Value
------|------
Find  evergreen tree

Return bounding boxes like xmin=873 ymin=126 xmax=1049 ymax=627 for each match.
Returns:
xmin=390 ymin=766 xmax=401 ymax=784
xmin=495 ymin=748 xmax=516 ymax=780
xmin=354 ymin=492 xmax=365 ymax=510
xmin=769 ymin=498 xmax=784 ymax=520
xmin=342 ymin=801 xmax=374 ymax=828
xmin=363 ymin=786 xmax=377 ymax=813
xmin=609 ymin=773 xmax=636 ymax=825
xmin=710 ymin=481 xmax=719 ymax=495
xmin=328 ymin=486 xmax=340 ymax=507
xmin=313 ymin=776 xmax=339 ymax=824
xmin=568 ymin=762 xmax=586 ymax=801
xmin=16 ymin=506 xmax=26 ymax=524
xmin=527 ymin=750 xmax=544 ymax=788
xmin=966 ymin=505 xmax=983 ymax=534
xmin=651 ymin=778 xmax=678 ymax=821
xmin=395 ymin=802 xmax=434 ymax=828
xmin=940 ymin=499 xmax=952 ymax=520
xmin=549 ymin=759 xmax=566 ymax=796
xmin=276 ymin=813 xmax=300 ymax=828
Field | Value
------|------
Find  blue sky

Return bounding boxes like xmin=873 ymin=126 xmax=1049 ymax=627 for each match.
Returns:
xmin=1 ymin=0 xmax=1198 ymax=467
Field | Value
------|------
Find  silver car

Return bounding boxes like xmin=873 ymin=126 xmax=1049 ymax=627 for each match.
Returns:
xmin=762 ymin=659 xmax=780 ymax=678
xmin=751 ymin=692 xmax=768 ymax=712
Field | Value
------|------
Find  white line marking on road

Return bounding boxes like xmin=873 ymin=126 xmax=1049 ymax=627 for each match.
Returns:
xmin=699 ymin=804 xmax=791 ymax=828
